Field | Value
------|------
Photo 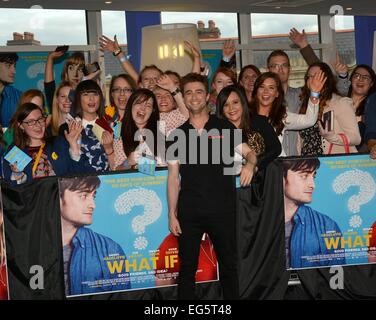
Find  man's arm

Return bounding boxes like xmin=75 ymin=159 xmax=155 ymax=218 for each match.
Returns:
xmin=167 ymin=161 xmax=182 ymax=236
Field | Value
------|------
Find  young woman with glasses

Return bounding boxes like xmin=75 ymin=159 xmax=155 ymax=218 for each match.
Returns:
xmin=2 ymin=102 xmax=86 ymax=185
xmin=105 ymin=74 xmax=137 ymax=122
xmin=347 ymin=65 xmax=376 ymax=151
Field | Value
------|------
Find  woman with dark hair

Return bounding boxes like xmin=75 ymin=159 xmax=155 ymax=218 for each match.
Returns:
xmin=71 ymin=80 xmax=115 ymax=172
xmin=2 ymin=103 xmax=87 ymax=185
xmin=114 ymin=89 xmax=164 ymax=169
xmin=105 ymin=74 xmax=137 ymax=122
xmin=347 ymin=65 xmax=376 ymax=151
xmin=216 ymin=85 xmax=281 ymax=170
xmin=208 ymin=67 xmax=237 ymax=114
xmin=238 ymin=65 xmax=261 ymax=104
xmin=299 ymin=62 xmax=361 ymax=155
xmin=250 ymin=72 xmax=325 ymax=156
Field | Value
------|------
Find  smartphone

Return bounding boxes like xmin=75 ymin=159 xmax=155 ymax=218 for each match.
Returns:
xmin=83 ymin=62 xmax=100 ymax=76
xmin=55 ymin=45 xmax=69 ymax=54
xmin=322 ymin=110 xmax=334 ymax=131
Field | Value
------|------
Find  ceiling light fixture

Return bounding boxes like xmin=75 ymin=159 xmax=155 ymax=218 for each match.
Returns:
xmin=105 ymin=1 xmax=112 ymax=4
xmin=346 ymin=7 xmax=352 ymax=11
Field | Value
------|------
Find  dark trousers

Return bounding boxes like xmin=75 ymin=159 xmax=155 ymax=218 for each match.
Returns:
xmin=177 ymin=211 xmax=239 ymax=300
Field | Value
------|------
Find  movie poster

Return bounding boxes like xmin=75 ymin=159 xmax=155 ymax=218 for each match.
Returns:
xmin=14 ymin=52 xmax=67 ymax=93
xmin=0 ymin=187 xmax=9 ymax=300
xmin=59 ymin=170 xmax=218 ymax=298
xmin=284 ymin=154 xmax=376 ymax=270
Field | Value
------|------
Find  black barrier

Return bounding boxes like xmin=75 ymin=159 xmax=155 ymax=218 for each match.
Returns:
xmin=2 ymin=160 xmax=376 ymax=300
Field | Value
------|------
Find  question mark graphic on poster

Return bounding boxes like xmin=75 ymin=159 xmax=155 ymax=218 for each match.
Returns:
xmin=27 ymin=63 xmax=45 ymax=91
xmin=114 ymin=188 xmax=162 ymax=250
xmin=332 ymin=169 xmax=376 ymax=228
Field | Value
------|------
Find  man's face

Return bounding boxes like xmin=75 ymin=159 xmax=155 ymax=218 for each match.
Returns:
xmin=183 ymin=81 xmax=209 ymax=114
xmin=141 ymin=68 xmax=161 ymax=91
xmin=60 ymin=189 xmax=96 ymax=227
xmin=284 ymin=169 xmax=316 ymax=205
xmin=154 ymin=87 xmax=175 ymax=113
xmin=0 ymin=61 xmax=16 ymax=84
xmin=268 ymin=55 xmax=290 ymax=84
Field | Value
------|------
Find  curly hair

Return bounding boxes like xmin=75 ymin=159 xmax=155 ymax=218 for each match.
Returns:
xmin=250 ymin=72 xmax=286 ymax=135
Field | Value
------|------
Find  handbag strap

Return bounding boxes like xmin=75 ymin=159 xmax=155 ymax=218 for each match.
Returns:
xmin=328 ymin=133 xmax=350 ymax=154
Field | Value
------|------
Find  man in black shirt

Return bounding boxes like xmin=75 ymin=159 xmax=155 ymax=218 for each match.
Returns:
xmin=167 ymin=73 xmax=257 ymax=299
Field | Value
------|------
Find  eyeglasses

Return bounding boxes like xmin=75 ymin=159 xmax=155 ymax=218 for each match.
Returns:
xmin=268 ymin=63 xmax=290 ymax=70
xmin=353 ymin=72 xmax=372 ymax=82
xmin=23 ymin=116 xmax=46 ymax=127
xmin=111 ymin=87 xmax=133 ymax=94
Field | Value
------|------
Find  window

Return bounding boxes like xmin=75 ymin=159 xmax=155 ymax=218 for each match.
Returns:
xmin=161 ymin=12 xmax=238 ymax=39
xmin=101 ymin=11 xmax=127 ymax=44
xmin=334 ymin=16 xmax=355 ymax=66
xmin=250 ymin=13 xmax=318 ymax=36
xmin=0 ymin=8 xmax=87 ymax=45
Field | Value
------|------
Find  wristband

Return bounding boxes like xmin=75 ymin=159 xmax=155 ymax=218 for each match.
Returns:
xmin=338 ymin=72 xmax=348 ymax=79
xmin=310 ymin=91 xmax=320 ymax=98
xmin=170 ymin=87 xmax=181 ymax=97
xmin=119 ymin=54 xmax=131 ymax=63
xmin=113 ymin=48 xmax=122 ymax=56
xmin=222 ymin=56 xmax=231 ymax=63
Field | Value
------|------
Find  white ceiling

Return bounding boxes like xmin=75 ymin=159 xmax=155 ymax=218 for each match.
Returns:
xmin=0 ymin=0 xmax=375 ymax=15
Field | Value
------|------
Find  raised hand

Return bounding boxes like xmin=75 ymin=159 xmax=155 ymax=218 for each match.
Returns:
xmin=157 ymin=74 xmax=175 ymax=92
xmin=222 ymin=39 xmax=236 ymax=59
xmin=289 ymin=28 xmax=309 ymax=49
xmin=184 ymin=40 xmax=201 ymax=59
xmin=47 ymin=50 xmax=66 ymax=60
xmin=333 ymin=51 xmax=348 ymax=76
xmin=308 ymin=69 xmax=327 ymax=93
xmin=64 ymin=120 xmax=83 ymax=151
xmin=99 ymin=35 xmax=120 ymax=53
xmin=102 ymin=130 xmax=114 ymax=155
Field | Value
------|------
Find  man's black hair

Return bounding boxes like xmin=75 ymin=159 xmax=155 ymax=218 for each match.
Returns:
xmin=0 ymin=52 xmax=19 ymax=64
xmin=59 ymin=176 xmax=101 ymax=197
xmin=282 ymin=158 xmax=320 ymax=178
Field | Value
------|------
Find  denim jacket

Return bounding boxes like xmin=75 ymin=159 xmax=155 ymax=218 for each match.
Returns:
xmin=290 ymin=205 xmax=346 ymax=269
xmin=69 ymin=227 xmax=131 ymax=296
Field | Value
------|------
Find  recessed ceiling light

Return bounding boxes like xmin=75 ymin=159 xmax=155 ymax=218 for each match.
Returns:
xmin=275 ymin=6 xmax=281 ymax=9
xmin=105 ymin=1 xmax=112 ymax=3
xmin=3 ymin=0 xmax=10 ymax=2
xmin=346 ymin=7 xmax=352 ymax=11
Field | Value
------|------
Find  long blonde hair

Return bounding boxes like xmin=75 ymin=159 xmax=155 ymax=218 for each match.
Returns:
xmin=51 ymin=81 xmax=72 ymax=136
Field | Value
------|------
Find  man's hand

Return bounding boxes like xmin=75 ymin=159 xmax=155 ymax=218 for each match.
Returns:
xmin=240 ymin=162 xmax=254 ymax=187
xmin=169 ymin=214 xmax=182 ymax=236
xmin=289 ymin=28 xmax=309 ymax=49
